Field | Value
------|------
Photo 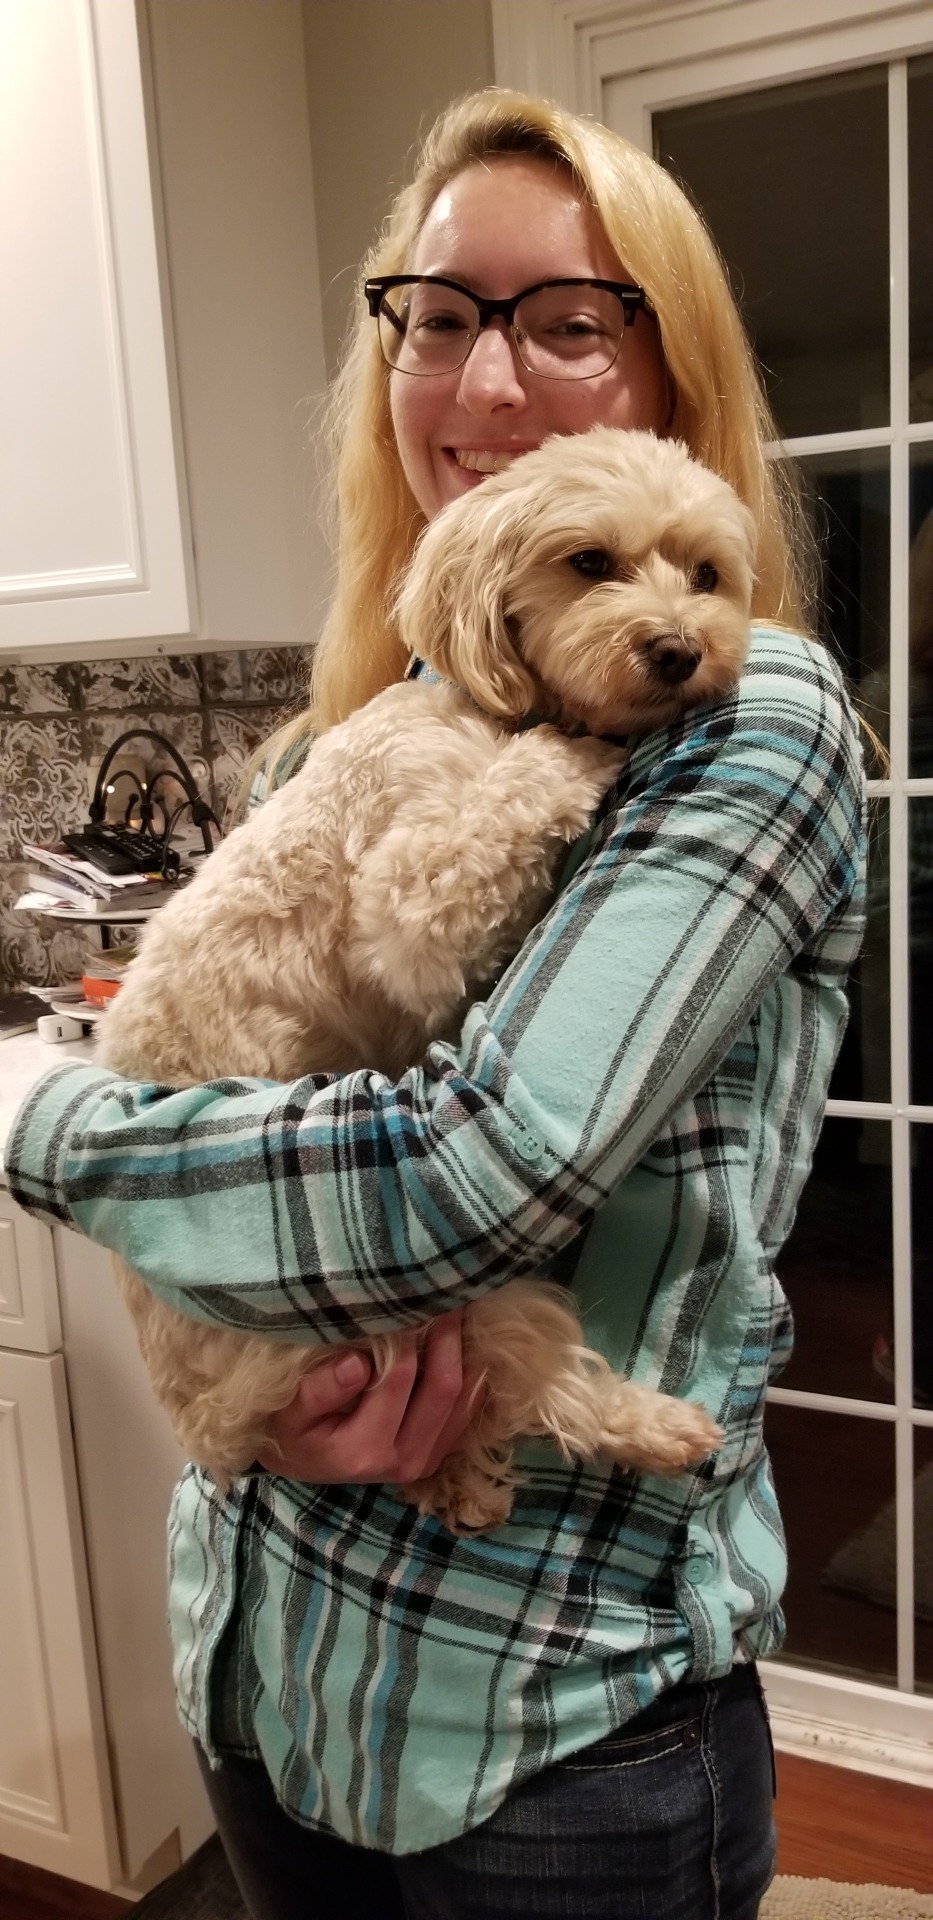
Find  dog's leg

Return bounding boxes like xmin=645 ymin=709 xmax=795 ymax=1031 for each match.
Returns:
xmin=471 ymin=1290 xmax=722 ymax=1480
xmin=347 ymin=729 xmax=625 ymax=1030
xmin=400 ymin=1281 xmax=722 ymax=1532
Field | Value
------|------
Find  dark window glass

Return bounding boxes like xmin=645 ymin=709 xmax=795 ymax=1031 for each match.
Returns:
xmin=654 ymin=70 xmax=889 ymax=438
xmin=914 ymin=1427 xmax=933 ymax=1695
xmin=910 ymin=447 xmax=933 ymax=781
xmin=766 ymin=1403 xmax=899 ymax=1685
xmin=908 ymin=55 xmax=933 ymax=425
xmin=827 ymin=797 xmax=890 ymax=1107
xmin=795 ymin=448 xmax=890 ymax=764
xmin=911 ymin=808 xmax=933 ymax=1109
xmin=777 ymin=1119 xmax=893 ymax=1404
xmin=911 ymin=1124 xmax=933 ymax=1416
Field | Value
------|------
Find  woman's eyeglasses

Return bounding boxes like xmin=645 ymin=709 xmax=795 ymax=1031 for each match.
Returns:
xmin=364 ymin=275 xmax=648 ymax=381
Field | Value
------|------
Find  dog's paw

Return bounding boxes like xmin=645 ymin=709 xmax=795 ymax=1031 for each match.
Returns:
xmin=565 ymin=733 xmax=629 ymax=784
xmin=402 ymin=1471 xmax=515 ymax=1535
xmin=600 ymin=1387 xmax=722 ymax=1477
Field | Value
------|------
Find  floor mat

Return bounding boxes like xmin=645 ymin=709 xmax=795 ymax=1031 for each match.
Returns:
xmin=762 ymin=1876 xmax=933 ymax=1917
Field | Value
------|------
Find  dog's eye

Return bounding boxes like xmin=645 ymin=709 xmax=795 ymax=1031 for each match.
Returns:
xmin=568 ymin=548 xmax=612 ymax=579
xmin=692 ymin=562 xmax=719 ymax=593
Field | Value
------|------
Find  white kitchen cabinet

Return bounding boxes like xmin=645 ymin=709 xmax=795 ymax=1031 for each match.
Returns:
xmin=0 ymin=0 xmax=193 ymax=654
xmin=0 ymin=1178 xmax=212 ymax=1893
xmin=0 ymin=0 xmax=329 ymax=663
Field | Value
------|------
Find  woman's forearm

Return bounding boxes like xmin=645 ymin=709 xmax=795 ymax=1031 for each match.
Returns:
xmin=7 ymin=630 xmax=864 ymax=1339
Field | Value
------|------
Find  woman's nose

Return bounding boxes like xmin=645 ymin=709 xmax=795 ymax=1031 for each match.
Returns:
xmin=456 ymin=322 xmax=528 ymax=412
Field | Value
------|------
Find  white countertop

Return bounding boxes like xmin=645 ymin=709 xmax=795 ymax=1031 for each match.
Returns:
xmin=0 ymin=1029 xmax=98 ymax=1178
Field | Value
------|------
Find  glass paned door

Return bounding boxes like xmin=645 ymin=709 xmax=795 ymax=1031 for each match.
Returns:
xmin=633 ymin=46 xmax=933 ymax=1699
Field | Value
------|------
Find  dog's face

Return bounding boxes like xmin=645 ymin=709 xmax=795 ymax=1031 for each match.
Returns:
xmin=396 ymin=427 xmax=756 ymax=735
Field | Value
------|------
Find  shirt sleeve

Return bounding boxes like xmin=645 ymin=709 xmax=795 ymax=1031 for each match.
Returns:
xmin=5 ymin=630 xmax=865 ymax=1344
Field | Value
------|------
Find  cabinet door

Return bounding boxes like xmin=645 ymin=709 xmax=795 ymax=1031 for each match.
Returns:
xmin=0 ymin=0 xmax=193 ymax=655
xmin=0 ymin=1348 xmax=119 ymax=1886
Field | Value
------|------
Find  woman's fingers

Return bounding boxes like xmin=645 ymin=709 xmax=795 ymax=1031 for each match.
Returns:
xmin=419 ymin=1358 xmax=486 ymax=1481
xmin=330 ymin=1339 xmax=423 ymax=1480
xmin=255 ymin=1314 xmax=479 ymax=1486
xmin=255 ymin=1348 xmax=375 ymax=1473
xmin=393 ymin=1311 xmax=474 ymax=1482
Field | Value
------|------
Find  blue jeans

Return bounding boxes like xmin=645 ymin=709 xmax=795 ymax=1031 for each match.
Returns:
xmin=196 ymin=1662 xmax=777 ymax=1920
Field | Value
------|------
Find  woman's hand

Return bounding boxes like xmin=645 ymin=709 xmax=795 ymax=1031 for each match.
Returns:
xmin=255 ymin=1309 xmax=482 ymax=1486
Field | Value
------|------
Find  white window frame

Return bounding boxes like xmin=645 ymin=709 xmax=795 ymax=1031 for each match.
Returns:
xmin=493 ymin=0 xmax=933 ymax=1787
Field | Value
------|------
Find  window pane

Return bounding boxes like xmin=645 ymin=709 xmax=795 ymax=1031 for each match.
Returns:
xmin=654 ymin=70 xmax=889 ymax=439
xmin=767 ymin=1403 xmax=898 ymax=1684
xmin=795 ymin=448 xmax=890 ymax=762
xmin=777 ymin=1119 xmax=892 ymax=1404
xmin=908 ymin=55 xmax=933 ymax=424
xmin=911 ymin=805 xmax=933 ymax=1108
xmin=910 ymin=447 xmax=933 ymax=779
xmin=829 ymin=796 xmax=890 ymax=1106
xmin=912 ymin=1123 xmax=933 ymax=1413
xmin=914 ymin=1426 xmax=933 ymax=1695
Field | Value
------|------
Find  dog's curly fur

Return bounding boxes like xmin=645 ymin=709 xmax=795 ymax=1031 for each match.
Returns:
xmin=99 ymin=428 xmax=755 ymax=1531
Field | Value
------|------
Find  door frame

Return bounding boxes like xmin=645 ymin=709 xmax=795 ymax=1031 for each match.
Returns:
xmin=492 ymin=0 xmax=933 ymax=129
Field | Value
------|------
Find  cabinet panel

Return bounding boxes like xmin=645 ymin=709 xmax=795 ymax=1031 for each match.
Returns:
xmin=0 ymin=1190 xmax=61 ymax=1353
xmin=0 ymin=0 xmax=193 ymax=653
xmin=0 ymin=1348 xmax=119 ymax=1885
xmin=53 ymin=1226 xmax=214 ymax=1880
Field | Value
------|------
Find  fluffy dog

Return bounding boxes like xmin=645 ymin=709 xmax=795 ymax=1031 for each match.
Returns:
xmin=99 ymin=427 xmax=754 ymax=1531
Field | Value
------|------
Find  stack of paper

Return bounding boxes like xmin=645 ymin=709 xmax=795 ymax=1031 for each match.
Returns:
xmin=15 ymin=839 xmax=178 ymax=916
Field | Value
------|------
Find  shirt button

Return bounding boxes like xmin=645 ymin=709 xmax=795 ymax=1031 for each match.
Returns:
xmin=512 ymin=1128 xmax=545 ymax=1162
xmin=682 ymin=1556 xmax=712 ymax=1585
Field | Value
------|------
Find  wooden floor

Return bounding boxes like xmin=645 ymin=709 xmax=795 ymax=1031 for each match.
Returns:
xmin=773 ymin=1753 xmax=933 ymax=1893
xmin=1 ymin=1753 xmax=930 ymax=1917
xmin=0 ymin=1850 xmax=132 ymax=1920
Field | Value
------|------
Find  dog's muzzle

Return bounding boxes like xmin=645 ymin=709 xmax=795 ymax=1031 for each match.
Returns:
xmin=645 ymin=631 xmax=702 ymax=684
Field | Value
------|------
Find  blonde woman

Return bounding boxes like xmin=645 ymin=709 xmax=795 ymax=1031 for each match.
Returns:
xmin=9 ymin=91 xmax=865 ymax=1920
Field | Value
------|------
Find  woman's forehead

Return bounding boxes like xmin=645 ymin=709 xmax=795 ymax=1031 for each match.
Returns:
xmin=410 ymin=156 xmax=625 ymax=290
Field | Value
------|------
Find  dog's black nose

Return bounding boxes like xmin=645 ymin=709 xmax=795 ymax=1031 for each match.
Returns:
xmin=646 ymin=632 xmax=701 ymax=684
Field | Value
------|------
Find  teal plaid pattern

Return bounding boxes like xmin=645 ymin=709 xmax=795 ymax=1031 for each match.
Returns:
xmin=7 ymin=626 xmax=865 ymax=1852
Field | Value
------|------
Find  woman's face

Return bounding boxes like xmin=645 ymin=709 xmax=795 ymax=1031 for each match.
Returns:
xmin=389 ymin=156 xmax=672 ymax=522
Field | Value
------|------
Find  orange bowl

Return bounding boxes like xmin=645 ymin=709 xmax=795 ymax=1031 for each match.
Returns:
xmin=81 ymin=973 xmax=123 ymax=1008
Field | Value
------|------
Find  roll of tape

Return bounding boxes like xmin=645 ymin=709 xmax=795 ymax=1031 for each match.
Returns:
xmin=38 ymin=1013 xmax=86 ymax=1043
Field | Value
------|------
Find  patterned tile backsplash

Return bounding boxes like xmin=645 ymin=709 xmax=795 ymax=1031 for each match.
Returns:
xmin=0 ymin=648 xmax=309 ymax=992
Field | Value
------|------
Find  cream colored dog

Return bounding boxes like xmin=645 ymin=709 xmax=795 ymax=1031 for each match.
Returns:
xmin=99 ymin=427 xmax=754 ymax=1531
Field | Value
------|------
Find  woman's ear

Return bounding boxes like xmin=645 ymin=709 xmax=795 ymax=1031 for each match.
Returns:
xmin=395 ymin=492 xmax=539 ymax=719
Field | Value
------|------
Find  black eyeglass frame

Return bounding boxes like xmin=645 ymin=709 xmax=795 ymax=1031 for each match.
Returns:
xmin=363 ymin=274 xmax=649 ymax=378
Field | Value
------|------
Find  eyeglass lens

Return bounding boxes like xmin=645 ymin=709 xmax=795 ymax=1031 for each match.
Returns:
xmin=377 ymin=281 xmax=628 ymax=379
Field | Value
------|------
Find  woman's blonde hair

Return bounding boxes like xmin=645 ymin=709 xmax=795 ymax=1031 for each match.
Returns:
xmin=265 ymin=87 xmax=814 ymax=777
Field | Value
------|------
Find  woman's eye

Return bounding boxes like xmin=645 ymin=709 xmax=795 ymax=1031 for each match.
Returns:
xmin=412 ymin=311 xmax=469 ymax=335
xmin=568 ymin=548 xmax=612 ymax=578
xmin=692 ymin=562 xmax=719 ymax=593
xmin=548 ymin=316 xmax=604 ymax=338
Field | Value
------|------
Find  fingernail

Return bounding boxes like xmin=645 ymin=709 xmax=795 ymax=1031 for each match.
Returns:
xmin=336 ymin=1352 xmax=369 ymax=1387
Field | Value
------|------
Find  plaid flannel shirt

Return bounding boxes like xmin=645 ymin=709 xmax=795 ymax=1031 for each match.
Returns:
xmin=7 ymin=625 xmax=866 ymax=1853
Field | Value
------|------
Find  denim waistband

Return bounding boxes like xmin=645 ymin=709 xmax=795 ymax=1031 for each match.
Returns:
xmin=615 ymin=1661 xmax=761 ymax=1743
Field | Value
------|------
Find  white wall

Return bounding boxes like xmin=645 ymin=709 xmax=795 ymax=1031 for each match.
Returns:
xmin=302 ymin=0 xmax=494 ymax=374
xmin=145 ymin=0 xmax=331 ymax=646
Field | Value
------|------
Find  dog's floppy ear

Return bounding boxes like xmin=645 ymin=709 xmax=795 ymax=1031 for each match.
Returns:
xmin=395 ymin=490 xmax=539 ymax=719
